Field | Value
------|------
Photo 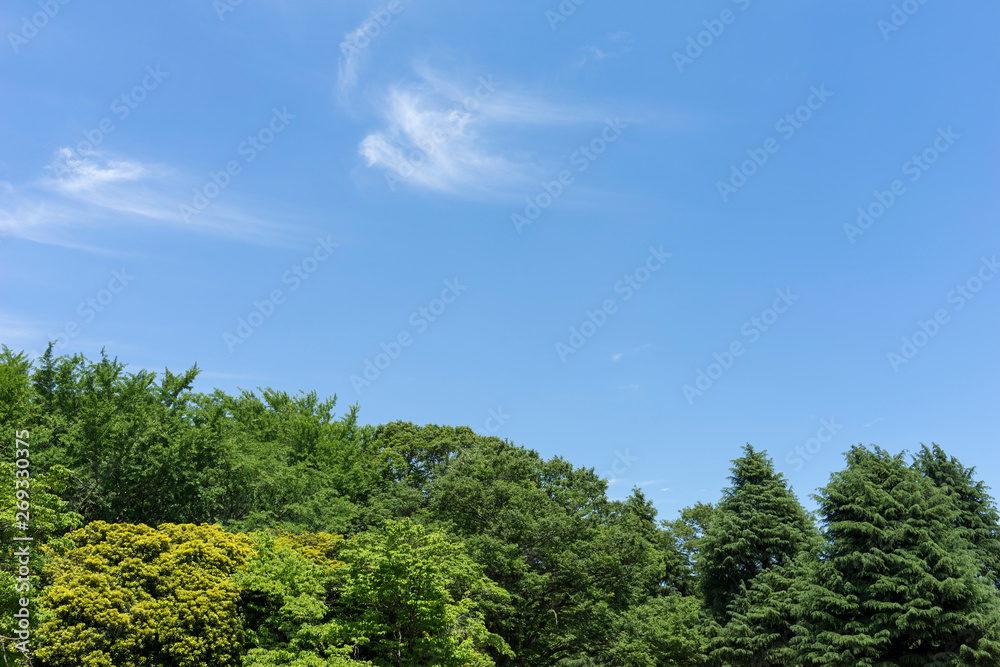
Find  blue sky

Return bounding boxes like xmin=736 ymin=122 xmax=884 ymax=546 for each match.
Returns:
xmin=2 ymin=0 xmax=998 ymax=519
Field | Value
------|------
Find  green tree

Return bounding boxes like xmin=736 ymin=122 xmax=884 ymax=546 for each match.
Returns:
xmin=606 ymin=593 xmax=710 ymax=666
xmin=235 ymin=530 xmax=363 ymax=667
xmin=793 ymin=445 xmax=1000 ymax=665
xmin=0 ymin=347 xmax=84 ymax=664
xmin=914 ymin=443 xmax=1000 ymax=590
xmin=205 ymin=387 xmax=374 ymax=534
xmin=708 ymin=551 xmax=816 ymax=666
xmin=349 ymin=422 xmax=480 ymax=532
xmin=35 ymin=522 xmax=256 ymax=667
xmin=0 ymin=347 xmax=34 ymax=436
xmin=25 ymin=348 xmax=218 ymax=525
xmin=336 ymin=520 xmax=511 ymax=666
xmin=237 ymin=522 xmax=509 ymax=666
xmin=425 ymin=437 xmax=660 ymax=666
xmin=661 ymin=502 xmax=715 ymax=598
xmin=698 ymin=445 xmax=816 ymax=623
xmin=0 ymin=461 xmax=82 ymax=665
xmin=237 ymin=522 xmax=510 ymax=667
xmin=5 ymin=346 xmax=376 ymax=533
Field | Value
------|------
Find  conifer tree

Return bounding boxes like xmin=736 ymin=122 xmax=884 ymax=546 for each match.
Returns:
xmin=914 ymin=443 xmax=1000 ymax=590
xmin=709 ymin=549 xmax=820 ymax=666
xmin=698 ymin=445 xmax=816 ymax=623
xmin=793 ymin=445 xmax=1000 ymax=665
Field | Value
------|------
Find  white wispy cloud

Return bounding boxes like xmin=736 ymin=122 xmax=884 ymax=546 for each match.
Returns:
xmin=47 ymin=149 xmax=150 ymax=194
xmin=0 ymin=149 xmax=300 ymax=251
xmin=357 ymin=65 xmax=613 ymax=198
xmin=576 ymin=32 xmax=633 ymax=68
xmin=337 ymin=1 xmax=412 ymax=101
xmin=358 ymin=86 xmax=527 ymax=196
xmin=0 ymin=310 xmax=45 ymax=348
xmin=610 ymin=344 xmax=652 ymax=362
xmin=338 ymin=25 xmax=366 ymax=96
xmin=0 ymin=310 xmax=97 ymax=359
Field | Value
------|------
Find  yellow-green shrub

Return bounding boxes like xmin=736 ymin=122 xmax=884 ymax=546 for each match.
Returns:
xmin=35 ymin=522 xmax=255 ymax=667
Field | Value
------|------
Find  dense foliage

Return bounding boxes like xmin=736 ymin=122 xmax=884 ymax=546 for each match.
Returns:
xmin=37 ymin=522 xmax=255 ymax=667
xmin=0 ymin=345 xmax=998 ymax=666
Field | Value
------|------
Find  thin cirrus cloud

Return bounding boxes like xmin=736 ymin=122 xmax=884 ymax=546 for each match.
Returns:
xmin=337 ymin=1 xmax=413 ymax=101
xmin=611 ymin=344 xmax=652 ymax=362
xmin=337 ymin=25 xmax=366 ymax=98
xmin=576 ymin=32 xmax=634 ymax=68
xmin=356 ymin=65 xmax=614 ymax=199
xmin=0 ymin=310 xmax=94 ymax=361
xmin=334 ymin=6 xmax=632 ymax=199
xmin=0 ymin=310 xmax=44 ymax=349
xmin=0 ymin=149 xmax=300 ymax=251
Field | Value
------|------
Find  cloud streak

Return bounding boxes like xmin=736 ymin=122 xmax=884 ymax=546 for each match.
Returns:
xmin=576 ymin=31 xmax=633 ymax=68
xmin=0 ymin=310 xmax=46 ymax=348
xmin=357 ymin=66 xmax=615 ymax=198
xmin=0 ymin=150 xmax=301 ymax=251
xmin=337 ymin=0 xmax=409 ymax=101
